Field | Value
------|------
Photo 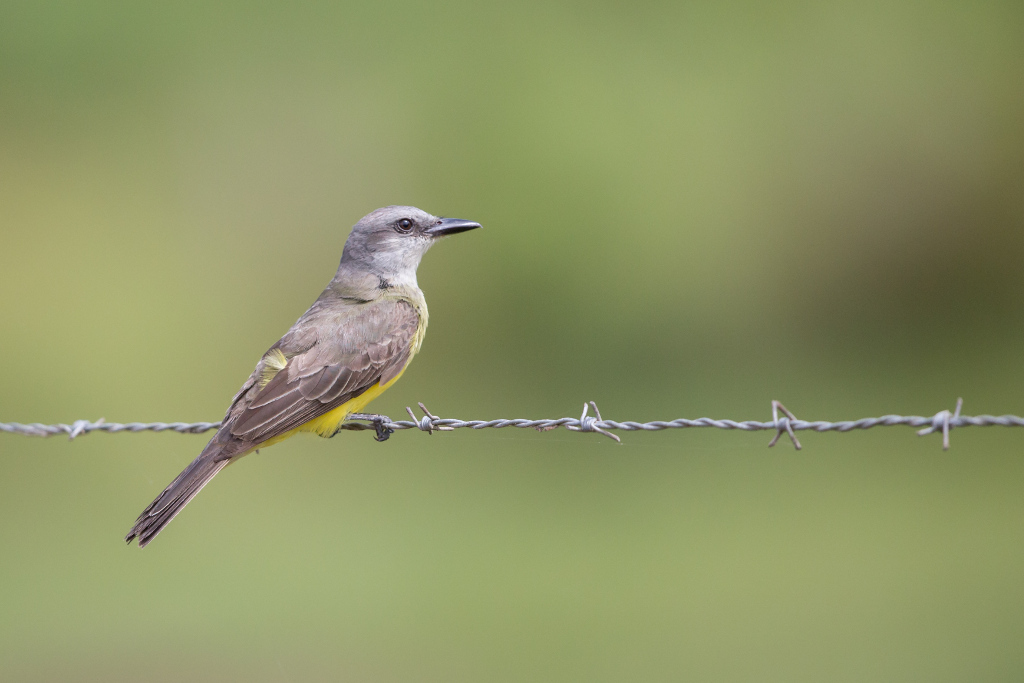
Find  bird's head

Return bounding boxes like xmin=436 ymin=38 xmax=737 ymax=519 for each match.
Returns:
xmin=339 ymin=205 xmax=481 ymax=285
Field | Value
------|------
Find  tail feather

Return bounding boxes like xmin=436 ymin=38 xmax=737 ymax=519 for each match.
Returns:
xmin=125 ymin=448 xmax=233 ymax=547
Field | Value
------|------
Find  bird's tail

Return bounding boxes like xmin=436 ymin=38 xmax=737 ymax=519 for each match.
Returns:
xmin=125 ymin=438 xmax=240 ymax=547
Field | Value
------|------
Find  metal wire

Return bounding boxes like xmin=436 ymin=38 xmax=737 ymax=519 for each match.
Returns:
xmin=3 ymin=397 xmax=1023 ymax=450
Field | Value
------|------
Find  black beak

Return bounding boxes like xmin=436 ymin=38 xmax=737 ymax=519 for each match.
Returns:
xmin=425 ymin=217 xmax=482 ymax=237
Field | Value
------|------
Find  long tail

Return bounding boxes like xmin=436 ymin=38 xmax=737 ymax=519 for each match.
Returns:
xmin=125 ymin=439 xmax=239 ymax=547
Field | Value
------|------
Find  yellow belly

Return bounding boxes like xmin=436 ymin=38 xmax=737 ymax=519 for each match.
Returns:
xmin=301 ymin=365 xmax=409 ymax=437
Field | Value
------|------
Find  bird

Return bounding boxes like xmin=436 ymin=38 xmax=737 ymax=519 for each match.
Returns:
xmin=125 ymin=206 xmax=481 ymax=547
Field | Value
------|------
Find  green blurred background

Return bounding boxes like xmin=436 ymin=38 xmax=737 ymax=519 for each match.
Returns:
xmin=2 ymin=1 xmax=1024 ymax=680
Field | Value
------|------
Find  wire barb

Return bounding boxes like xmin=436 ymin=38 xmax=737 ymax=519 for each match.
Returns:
xmin=917 ymin=397 xmax=963 ymax=451
xmin=566 ymin=401 xmax=621 ymax=443
xmin=405 ymin=402 xmax=454 ymax=435
xmin=68 ymin=418 xmax=102 ymax=441
xmin=768 ymin=401 xmax=802 ymax=450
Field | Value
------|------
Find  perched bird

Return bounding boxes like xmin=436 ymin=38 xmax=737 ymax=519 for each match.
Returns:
xmin=125 ymin=206 xmax=481 ymax=547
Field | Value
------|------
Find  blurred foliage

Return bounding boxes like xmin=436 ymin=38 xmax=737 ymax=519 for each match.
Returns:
xmin=1 ymin=1 xmax=1023 ymax=681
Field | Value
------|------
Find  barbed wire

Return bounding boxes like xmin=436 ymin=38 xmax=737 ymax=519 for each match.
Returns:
xmin=3 ymin=398 xmax=1024 ymax=451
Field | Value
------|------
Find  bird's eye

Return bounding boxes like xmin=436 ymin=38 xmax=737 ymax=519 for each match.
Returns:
xmin=396 ymin=218 xmax=414 ymax=232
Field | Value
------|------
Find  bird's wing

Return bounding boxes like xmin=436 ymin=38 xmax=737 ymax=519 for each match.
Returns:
xmin=228 ymin=299 xmax=420 ymax=443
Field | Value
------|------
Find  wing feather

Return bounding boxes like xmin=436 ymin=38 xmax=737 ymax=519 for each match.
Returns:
xmin=302 ymin=364 xmax=343 ymax=400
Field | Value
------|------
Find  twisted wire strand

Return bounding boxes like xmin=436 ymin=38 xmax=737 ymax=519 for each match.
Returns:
xmin=2 ymin=398 xmax=1022 ymax=449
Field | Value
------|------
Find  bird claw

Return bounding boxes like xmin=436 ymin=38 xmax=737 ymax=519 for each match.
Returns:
xmin=347 ymin=413 xmax=394 ymax=442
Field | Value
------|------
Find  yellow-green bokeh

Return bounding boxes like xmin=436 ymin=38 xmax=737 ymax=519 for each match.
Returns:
xmin=2 ymin=1 xmax=1024 ymax=681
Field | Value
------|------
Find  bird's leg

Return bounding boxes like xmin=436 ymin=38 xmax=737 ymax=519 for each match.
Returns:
xmin=346 ymin=413 xmax=394 ymax=442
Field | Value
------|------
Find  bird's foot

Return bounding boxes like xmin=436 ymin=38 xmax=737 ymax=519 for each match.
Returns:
xmin=347 ymin=413 xmax=394 ymax=442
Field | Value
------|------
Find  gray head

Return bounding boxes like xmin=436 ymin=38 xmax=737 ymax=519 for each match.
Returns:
xmin=338 ymin=206 xmax=481 ymax=284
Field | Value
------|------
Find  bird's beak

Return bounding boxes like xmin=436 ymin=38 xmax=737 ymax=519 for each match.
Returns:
xmin=425 ymin=217 xmax=482 ymax=237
